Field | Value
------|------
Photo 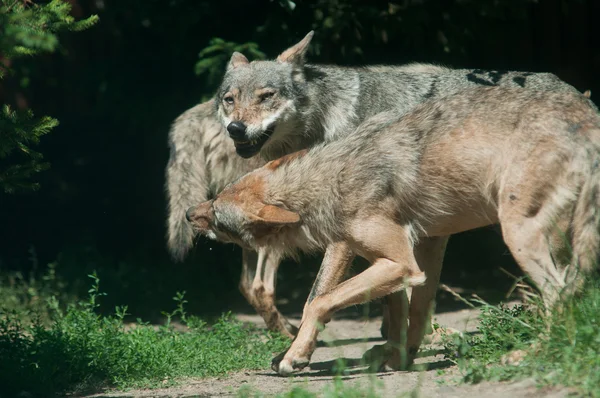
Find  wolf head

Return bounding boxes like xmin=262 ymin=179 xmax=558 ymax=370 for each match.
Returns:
xmin=185 ymin=170 xmax=301 ymax=249
xmin=215 ymin=31 xmax=314 ymax=158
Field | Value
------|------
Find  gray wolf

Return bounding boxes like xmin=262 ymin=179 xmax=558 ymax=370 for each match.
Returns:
xmin=187 ymin=87 xmax=600 ymax=375
xmin=167 ymin=30 xmax=592 ymax=338
xmin=215 ymin=31 xmax=594 ymax=161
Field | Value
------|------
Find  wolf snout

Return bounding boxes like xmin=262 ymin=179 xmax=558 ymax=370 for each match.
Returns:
xmin=227 ymin=121 xmax=247 ymax=140
xmin=185 ymin=206 xmax=196 ymax=222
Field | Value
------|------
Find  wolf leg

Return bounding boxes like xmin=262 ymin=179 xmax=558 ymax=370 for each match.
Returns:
xmin=365 ymin=236 xmax=448 ymax=367
xmin=270 ymin=242 xmax=355 ymax=371
xmin=300 ymin=242 xmax=355 ymax=324
xmin=272 ymin=221 xmax=424 ymax=376
xmin=362 ymin=290 xmax=409 ymax=370
xmin=406 ymin=236 xmax=448 ymax=357
xmin=498 ymin=157 xmax=580 ymax=309
xmin=240 ymin=248 xmax=297 ymax=338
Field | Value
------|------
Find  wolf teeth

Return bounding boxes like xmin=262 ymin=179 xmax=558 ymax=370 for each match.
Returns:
xmin=251 ymin=140 xmax=258 ymax=145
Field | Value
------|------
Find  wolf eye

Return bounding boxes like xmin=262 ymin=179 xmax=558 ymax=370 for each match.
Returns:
xmin=223 ymin=95 xmax=234 ymax=105
xmin=259 ymin=91 xmax=275 ymax=102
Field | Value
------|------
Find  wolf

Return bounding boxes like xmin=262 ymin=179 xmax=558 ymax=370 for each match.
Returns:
xmin=167 ymin=30 xmax=594 ymax=338
xmin=187 ymin=87 xmax=600 ymax=375
xmin=215 ymin=31 xmax=596 ymax=161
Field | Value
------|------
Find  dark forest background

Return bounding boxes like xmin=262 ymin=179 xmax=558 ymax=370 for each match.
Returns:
xmin=1 ymin=0 xmax=599 ymax=319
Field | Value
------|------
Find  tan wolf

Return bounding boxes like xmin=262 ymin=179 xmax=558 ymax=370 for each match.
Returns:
xmin=168 ymin=31 xmax=593 ymax=338
xmin=186 ymin=86 xmax=600 ymax=375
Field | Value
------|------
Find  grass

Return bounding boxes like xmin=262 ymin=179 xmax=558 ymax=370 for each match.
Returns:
xmin=0 ymin=255 xmax=74 ymax=325
xmin=0 ymin=272 xmax=289 ymax=396
xmin=442 ymin=276 xmax=600 ymax=397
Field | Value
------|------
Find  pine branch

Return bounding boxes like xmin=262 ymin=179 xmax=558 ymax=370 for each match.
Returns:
xmin=0 ymin=0 xmax=97 ymax=193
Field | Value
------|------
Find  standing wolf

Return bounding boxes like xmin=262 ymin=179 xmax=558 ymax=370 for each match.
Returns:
xmin=187 ymin=87 xmax=600 ymax=375
xmin=166 ymin=30 xmax=593 ymax=337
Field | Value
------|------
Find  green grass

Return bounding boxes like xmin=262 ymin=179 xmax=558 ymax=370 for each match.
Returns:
xmin=0 ymin=258 xmax=74 ymax=325
xmin=442 ymin=277 xmax=600 ymax=397
xmin=0 ymin=272 xmax=289 ymax=396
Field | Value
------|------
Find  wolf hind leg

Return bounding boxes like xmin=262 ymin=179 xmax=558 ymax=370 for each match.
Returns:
xmin=366 ymin=236 xmax=448 ymax=367
xmin=499 ymin=190 xmax=576 ymax=309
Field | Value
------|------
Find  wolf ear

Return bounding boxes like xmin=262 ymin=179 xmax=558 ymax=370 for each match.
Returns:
xmin=255 ymin=204 xmax=301 ymax=225
xmin=246 ymin=204 xmax=300 ymax=239
xmin=276 ymin=31 xmax=314 ymax=65
xmin=227 ymin=52 xmax=250 ymax=71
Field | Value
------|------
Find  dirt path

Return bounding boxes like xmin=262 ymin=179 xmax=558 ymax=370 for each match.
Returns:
xmin=85 ymin=305 xmax=575 ymax=398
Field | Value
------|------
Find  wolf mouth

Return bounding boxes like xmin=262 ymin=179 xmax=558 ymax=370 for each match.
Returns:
xmin=233 ymin=126 xmax=275 ymax=158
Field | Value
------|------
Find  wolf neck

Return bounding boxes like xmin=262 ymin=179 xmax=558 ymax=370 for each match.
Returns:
xmin=262 ymin=63 xmax=444 ymax=160
xmin=299 ymin=65 xmax=362 ymax=143
xmin=297 ymin=64 xmax=442 ymax=144
xmin=264 ymin=149 xmax=347 ymax=252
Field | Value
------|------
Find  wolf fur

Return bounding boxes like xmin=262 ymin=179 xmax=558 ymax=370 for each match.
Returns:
xmin=187 ymin=87 xmax=600 ymax=375
xmin=167 ymin=31 xmax=593 ymax=337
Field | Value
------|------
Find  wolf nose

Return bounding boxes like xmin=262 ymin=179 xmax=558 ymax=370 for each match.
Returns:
xmin=227 ymin=122 xmax=247 ymax=140
xmin=185 ymin=207 xmax=195 ymax=222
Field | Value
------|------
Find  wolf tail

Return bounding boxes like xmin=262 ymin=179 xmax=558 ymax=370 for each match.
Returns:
xmin=571 ymin=133 xmax=600 ymax=281
xmin=165 ymin=101 xmax=214 ymax=262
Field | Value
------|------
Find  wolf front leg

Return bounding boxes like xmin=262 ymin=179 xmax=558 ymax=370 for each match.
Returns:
xmin=300 ymin=241 xmax=355 ymax=324
xmin=272 ymin=221 xmax=425 ymax=376
xmin=271 ymin=242 xmax=354 ymax=370
xmin=239 ymin=248 xmax=298 ymax=338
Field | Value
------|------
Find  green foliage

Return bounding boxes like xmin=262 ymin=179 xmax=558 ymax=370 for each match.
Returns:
xmin=0 ymin=273 xmax=289 ymax=396
xmin=0 ymin=104 xmax=57 ymax=192
xmin=0 ymin=0 xmax=98 ymax=62
xmin=446 ymin=304 xmax=538 ymax=366
xmin=0 ymin=0 xmax=98 ymax=193
xmin=0 ymin=253 xmax=71 ymax=324
xmin=443 ymin=278 xmax=600 ymax=396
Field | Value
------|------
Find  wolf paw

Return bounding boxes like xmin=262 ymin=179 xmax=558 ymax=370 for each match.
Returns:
xmin=362 ymin=343 xmax=414 ymax=372
xmin=376 ymin=356 xmax=413 ymax=372
xmin=271 ymin=350 xmax=309 ymax=376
